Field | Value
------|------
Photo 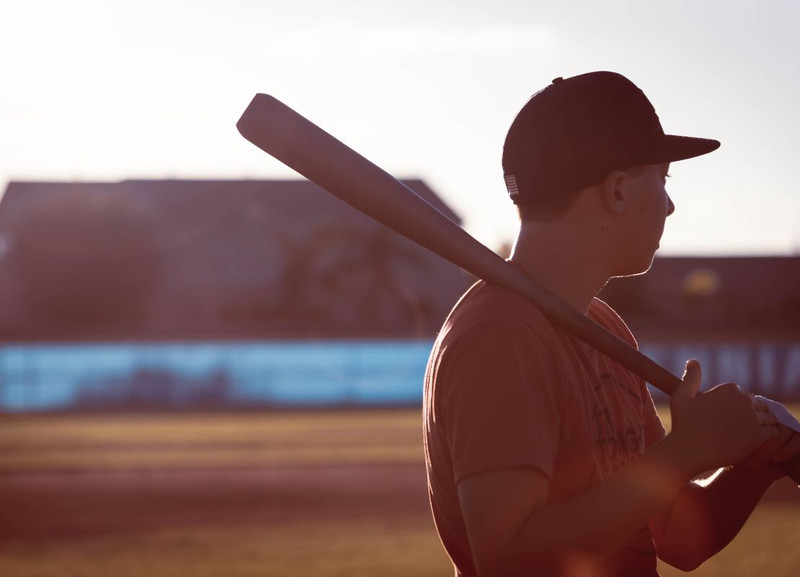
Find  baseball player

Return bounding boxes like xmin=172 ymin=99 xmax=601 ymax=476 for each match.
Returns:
xmin=423 ymin=71 xmax=800 ymax=577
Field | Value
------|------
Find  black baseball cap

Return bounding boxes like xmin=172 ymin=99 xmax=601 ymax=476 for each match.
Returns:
xmin=502 ymin=71 xmax=720 ymax=204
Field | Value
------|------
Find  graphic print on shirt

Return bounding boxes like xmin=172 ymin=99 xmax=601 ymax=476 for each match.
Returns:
xmin=591 ymin=373 xmax=645 ymax=479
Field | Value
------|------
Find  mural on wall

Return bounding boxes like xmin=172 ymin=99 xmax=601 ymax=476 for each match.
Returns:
xmin=76 ymin=367 xmax=233 ymax=410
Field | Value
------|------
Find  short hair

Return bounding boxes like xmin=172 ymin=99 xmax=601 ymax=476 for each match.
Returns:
xmin=516 ymin=186 xmax=585 ymax=222
xmin=516 ymin=164 xmax=649 ymax=222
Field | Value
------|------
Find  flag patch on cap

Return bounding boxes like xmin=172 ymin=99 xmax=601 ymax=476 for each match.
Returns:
xmin=504 ymin=174 xmax=519 ymax=197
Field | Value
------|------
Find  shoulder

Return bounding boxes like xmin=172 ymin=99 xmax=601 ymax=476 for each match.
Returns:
xmin=427 ymin=281 xmax=571 ymax=388
xmin=439 ymin=281 xmax=559 ymax=343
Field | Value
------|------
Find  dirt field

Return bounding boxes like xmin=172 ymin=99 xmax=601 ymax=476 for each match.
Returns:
xmin=1 ymin=409 xmax=799 ymax=576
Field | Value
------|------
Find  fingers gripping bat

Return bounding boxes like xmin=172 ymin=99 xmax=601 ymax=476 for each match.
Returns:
xmin=236 ymin=94 xmax=800 ymax=481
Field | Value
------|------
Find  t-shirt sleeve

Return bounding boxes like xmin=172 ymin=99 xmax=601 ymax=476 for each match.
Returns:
xmin=438 ymin=318 xmax=564 ymax=484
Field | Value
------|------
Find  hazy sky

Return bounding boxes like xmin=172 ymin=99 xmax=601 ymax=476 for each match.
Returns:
xmin=1 ymin=0 xmax=798 ymax=255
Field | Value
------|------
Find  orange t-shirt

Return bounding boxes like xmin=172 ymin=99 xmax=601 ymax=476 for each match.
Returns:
xmin=423 ymin=281 xmax=666 ymax=577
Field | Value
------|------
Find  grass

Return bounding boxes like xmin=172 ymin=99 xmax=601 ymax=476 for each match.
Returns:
xmin=0 ymin=410 xmax=424 ymax=470
xmin=2 ymin=405 xmax=798 ymax=471
xmin=0 ymin=407 xmax=798 ymax=576
xmin=0 ymin=517 xmax=452 ymax=577
xmin=659 ymin=503 xmax=800 ymax=577
xmin=3 ymin=508 xmax=800 ymax=577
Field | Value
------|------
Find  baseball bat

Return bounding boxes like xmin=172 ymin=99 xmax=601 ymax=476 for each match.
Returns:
xmin=237 ymin=93 xmax=681 ymax=395
xmin=236 ymin=94 xmax=800 ymax=480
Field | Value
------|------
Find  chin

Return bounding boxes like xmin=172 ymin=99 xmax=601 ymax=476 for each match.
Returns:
xmin=612 ymin=254 xmax=657 ymax=279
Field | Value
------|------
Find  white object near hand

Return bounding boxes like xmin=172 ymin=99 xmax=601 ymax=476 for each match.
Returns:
xmin=755 ymin=396 xmax=800 ymax=434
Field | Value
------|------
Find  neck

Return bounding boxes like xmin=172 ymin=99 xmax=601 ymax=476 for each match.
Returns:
xmin=509 ymin=221 xmax=612 ymax=313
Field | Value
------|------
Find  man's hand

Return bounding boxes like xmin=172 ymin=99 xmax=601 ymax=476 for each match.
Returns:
xmin=740 ymin=426 xmax=800 ymax=482
xmin=649 ymin=362 xmax=787 ymax=569
xmin=669 ymin=359 xmax=780 ymax=475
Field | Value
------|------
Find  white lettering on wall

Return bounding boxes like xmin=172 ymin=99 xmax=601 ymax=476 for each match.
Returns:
xmin=785 ymin=347 xmax=800 ymax=391
xmin=717 ymin=345 xmax=752 ymax=385
xmin=640 ymin=342 xmax=800 ymax=400
xmin=758 ymin=346 xmax=779 ymax=395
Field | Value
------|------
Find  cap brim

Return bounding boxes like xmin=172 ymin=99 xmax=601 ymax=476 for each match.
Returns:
xmin=641 ymin=134 xmax=720 ymax=164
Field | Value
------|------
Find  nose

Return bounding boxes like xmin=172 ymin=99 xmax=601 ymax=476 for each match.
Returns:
xmin=667 ymin=195 xmax=675 ymax=216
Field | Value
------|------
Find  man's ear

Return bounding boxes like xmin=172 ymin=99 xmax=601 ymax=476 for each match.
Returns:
xmin=600 ymin=170 xmax=628 ymax=215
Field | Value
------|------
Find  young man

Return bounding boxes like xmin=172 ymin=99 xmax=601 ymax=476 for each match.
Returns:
xmin=423 ymin=71 xmax=800 ymax=577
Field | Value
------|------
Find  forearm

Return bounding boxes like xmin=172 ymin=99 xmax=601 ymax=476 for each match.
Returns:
xmin=508 ymin=436 xmax=695 ymax=569
xmin=652 ymin=464 xmax=774 ymax=570
xmin=461 ymin=369 xmax=782 ymax=577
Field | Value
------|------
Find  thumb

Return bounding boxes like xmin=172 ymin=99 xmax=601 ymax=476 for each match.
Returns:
xmin=675 ymin=359 xmax=702 ymax=401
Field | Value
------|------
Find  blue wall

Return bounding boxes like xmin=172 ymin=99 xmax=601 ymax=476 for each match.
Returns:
xmin=0 ymin=340 xmax=433 ymax=411
xmin=1 ymin=339 xmax=799 ymax=412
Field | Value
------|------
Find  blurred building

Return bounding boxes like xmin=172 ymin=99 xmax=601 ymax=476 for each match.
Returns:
xmin=599 ymin=257 xmax=800 ymax=338
xmin=0 ymin=179 xmax=469 ymax=342
xmin=0 ymin=179 xmax=798 ymax=408
xmin=0 ymin=179 xmax=470 ymax=411
xmin=599 ymin=257 xmax=800 ymax=400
